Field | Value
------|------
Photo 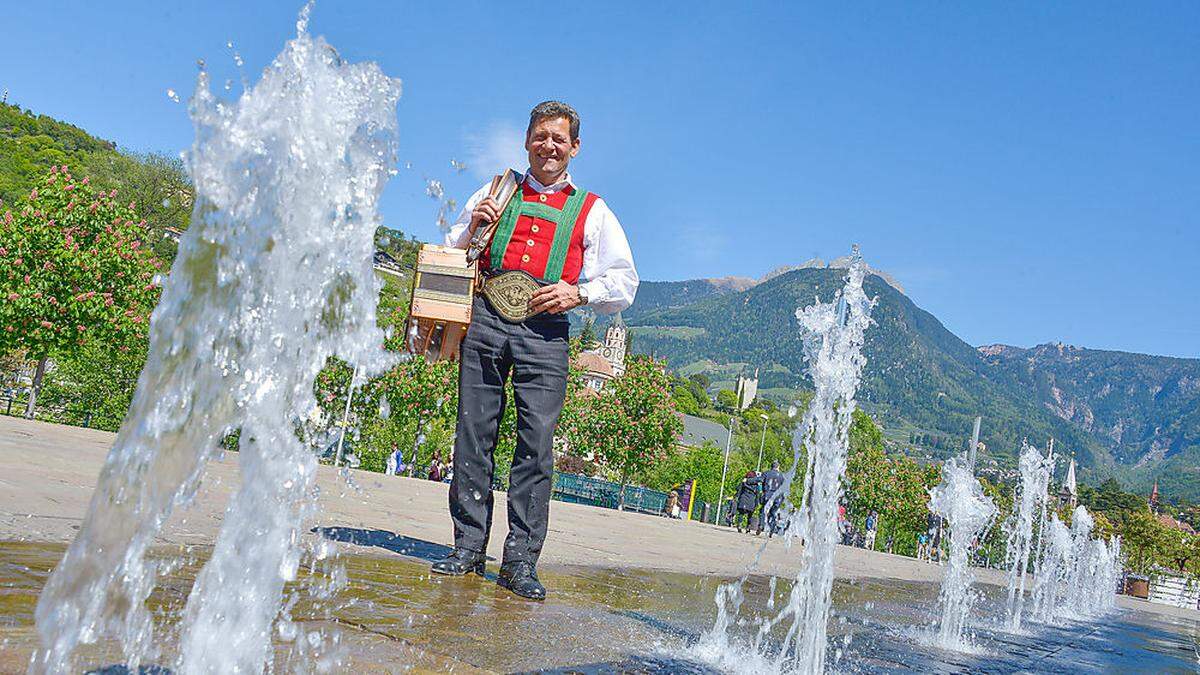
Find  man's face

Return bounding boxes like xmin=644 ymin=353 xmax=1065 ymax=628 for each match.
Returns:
xmin=526 ymin=116 xmax=579 ymax=179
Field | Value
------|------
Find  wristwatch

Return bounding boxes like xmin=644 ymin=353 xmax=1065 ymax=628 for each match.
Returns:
xmin=577 ymin=286 xmax=589 ymax=306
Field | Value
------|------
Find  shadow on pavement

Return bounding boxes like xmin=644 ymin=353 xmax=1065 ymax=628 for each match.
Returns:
xmin=313 ymin=526 xmax=495 ymax=564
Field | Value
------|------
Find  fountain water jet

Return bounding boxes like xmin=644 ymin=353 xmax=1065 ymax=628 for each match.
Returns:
xmin=1029 ymin=505 xmax=1122 ymax=624
xmin=928 ymin=455 xmax=997 ymax=651
xmin=31 ymin=7 xmax=402 ymax=673
xmin=695 ymin=248 xmax=875 ymax=673
xmin=1003 ymin=439 xmax=1054 ymax=632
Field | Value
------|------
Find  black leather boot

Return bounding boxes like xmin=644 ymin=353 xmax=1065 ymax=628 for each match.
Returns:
xmin=497 ymin=561 xmax=546 ymax=600
xmin=431 ymin=548 xmax=486 ymax=576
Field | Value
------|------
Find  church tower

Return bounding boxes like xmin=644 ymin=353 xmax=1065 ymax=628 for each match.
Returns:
xmin=1058 ymin=456 xmax=1078 ymax=508
xmin=600 ymin=315 xmax=627 ymax=378
xmin=735 ymin=368 xmax=760 ymax=410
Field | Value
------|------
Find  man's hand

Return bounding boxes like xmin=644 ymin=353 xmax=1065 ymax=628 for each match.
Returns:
xmin=529 ymin=281 xmax=583 ymax=315
xmin=469 ymin=197 xmax=502 ymax=234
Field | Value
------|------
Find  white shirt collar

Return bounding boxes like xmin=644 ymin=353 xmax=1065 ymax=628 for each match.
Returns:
xmin=523 ymin=169 xmax=575 ymax=194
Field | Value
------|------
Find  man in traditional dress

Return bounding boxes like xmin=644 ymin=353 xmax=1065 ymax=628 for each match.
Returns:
xmin=431 ymin=101 xmax=637 ymax=599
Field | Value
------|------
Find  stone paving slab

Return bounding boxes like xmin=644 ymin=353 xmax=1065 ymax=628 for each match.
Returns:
xmin=1 ymin=416 xmax=1195 ymax=622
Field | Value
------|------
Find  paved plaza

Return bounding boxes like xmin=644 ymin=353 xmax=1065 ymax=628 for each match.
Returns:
xmin=0 ymin=416 xmax=1193 ymax=621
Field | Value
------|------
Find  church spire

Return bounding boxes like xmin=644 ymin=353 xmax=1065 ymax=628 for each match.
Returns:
xmin=1064 ymin=456 xmax=1077 ymax=496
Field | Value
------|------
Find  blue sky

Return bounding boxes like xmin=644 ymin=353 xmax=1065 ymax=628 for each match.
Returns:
xmin=3 ymin=2 xmax=1197 ymax=357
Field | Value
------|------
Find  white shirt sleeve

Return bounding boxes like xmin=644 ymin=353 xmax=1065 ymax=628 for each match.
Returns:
xmin=444 ymin=182 xmax=493 ymax=249
xmin=578 ymin=197 xmax=638 ymax=315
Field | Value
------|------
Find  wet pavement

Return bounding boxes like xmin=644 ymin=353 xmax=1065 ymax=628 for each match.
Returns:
xmin=2 ymin=539 xmax=1198 ymax=673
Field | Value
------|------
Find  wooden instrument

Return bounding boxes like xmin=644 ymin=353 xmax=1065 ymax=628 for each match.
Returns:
xmin=406 ymin=170 xmax=522 ymax=361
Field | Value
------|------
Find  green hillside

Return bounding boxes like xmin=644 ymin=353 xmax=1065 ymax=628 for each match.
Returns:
xmin=0 ymin=102 xmax=117 ymax=205
xmin=1 ymin=101 xmax=193 ymax=261
xmin=981 ymin=343 xmax=1200 ymax=497
xmin=623 ymin=269 xmax=1137 ymax=488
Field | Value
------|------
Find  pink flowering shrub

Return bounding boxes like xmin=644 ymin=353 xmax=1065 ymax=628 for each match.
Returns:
xmin=0 ymin=166 xmax=163 ymax=359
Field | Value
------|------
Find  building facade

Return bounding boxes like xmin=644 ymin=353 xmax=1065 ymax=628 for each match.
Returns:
xmin=735 ymin=368 xmax=759 ymax=410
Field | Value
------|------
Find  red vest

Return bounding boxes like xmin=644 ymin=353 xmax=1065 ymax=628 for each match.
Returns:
xmin=485 ymin=180 xmax=598 ymax=284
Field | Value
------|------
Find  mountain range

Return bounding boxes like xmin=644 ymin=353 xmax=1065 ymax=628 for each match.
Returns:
xmin=615 ymin=264 xmax=1200 ymax=502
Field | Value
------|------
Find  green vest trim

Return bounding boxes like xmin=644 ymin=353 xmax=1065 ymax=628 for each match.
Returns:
xmin=488 ymin=184 xmax=590 ymax=283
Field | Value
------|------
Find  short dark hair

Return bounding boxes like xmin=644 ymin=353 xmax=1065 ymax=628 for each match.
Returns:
xmin=528 ymin=100 xmax=580 ymax=141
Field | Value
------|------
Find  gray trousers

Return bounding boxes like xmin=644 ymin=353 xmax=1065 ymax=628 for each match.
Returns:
xmin=449 ymin=295 xmax=568 ymax=565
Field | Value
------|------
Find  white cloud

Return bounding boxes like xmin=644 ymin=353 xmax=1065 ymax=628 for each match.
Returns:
xmin=464 ymin=121 xmax=527 ymax=180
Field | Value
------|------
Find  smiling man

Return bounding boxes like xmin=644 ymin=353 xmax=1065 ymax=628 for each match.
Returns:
xmin=433 ymin=101 xmax=638 ymax=599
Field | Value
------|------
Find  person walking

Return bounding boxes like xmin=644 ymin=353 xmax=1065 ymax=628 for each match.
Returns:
xmin=734 ymin=471 xmax=762 ymax=534
xmin=664 ymin=490 xmax=679 ymax=519
xmin=427 ymin=452 xmax=445 ymax=482
xmin=758 ymin=461 xmax=785 ymax=536
xmin=864 ymin=510 xmax=878 ymax=550
xmin=430 ymin=101 xmax=638 ymax=601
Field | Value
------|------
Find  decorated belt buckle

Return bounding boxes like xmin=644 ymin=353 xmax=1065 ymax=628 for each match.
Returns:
xmin=482 ymin=270 xmax=542 ymax=323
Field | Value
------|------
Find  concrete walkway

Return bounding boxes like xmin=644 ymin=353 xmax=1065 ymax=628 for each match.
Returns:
xmin=1 ymin=416 xmax=1195 ymax=621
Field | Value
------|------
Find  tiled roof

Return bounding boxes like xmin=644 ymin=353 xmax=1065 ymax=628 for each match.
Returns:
xmin=679 ymin=413 xmax=727 ymax=448
xmin=575 ymin=351 xmax=614 ymax=378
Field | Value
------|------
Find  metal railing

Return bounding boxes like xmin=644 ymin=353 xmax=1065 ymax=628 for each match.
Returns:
xmin=551 ymin=472 xmax=670 ymax=516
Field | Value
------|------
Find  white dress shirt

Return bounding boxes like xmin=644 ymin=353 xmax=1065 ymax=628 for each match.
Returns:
xmin=445 ymin=170 xmax=638 ymax=315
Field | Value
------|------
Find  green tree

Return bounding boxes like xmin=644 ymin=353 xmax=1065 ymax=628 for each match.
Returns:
xmin=83 ymin=151 xmax=192 ymax=261
xmin=646 ymin=442 xmax=716 ymax=506
xmin=37 ymin=339 xmax=146 ymax=430
xmin=716 ymin=388 xmax=738 ymax=412
xmin=843 ymin=410 xmax=940 ymax=555
xmin=0 ymin=165 xmax=162 ymax=416
xmin=559 ymin=354 xmax=682 ymax=507
xmin=578 ymin=316 xmax=599 ymax=350
xmin=671 ymin=383 xmax=701 ymax=416
xmin=1118 ymin=509 xmax=1167 ymax=577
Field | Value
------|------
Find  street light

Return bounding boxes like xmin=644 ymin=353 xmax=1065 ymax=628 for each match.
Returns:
xmin=334 ymin=364 xmax=362 ymax=467
xmin=715 ymin=418 xmax=735 ymax=526
xmin=755 ymin=412 xmax=769 ymax=472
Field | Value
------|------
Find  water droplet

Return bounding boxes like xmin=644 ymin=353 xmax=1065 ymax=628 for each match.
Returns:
xmin=224 ymin=79 xmax=234 ymax=91
xmin=379 ymin=396 xmax=391 ymax=419
xmin=471 ymin=490 xmax=482 ymax=501
xmin=233 ymin=52 xmax=245 ymax=67
xmin=166 ymin=89 xmax=180 ymax=103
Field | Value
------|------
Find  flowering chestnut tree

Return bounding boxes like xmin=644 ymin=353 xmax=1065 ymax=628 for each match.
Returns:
xmin=0 ymin=165 xmax=162 ymax=416
xmin=559 ymin=353 xmax=682 ymax=507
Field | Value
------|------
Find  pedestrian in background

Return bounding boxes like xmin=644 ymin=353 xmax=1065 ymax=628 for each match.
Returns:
xmin=734 ymin=471 xmax=762 ymax=533
xmin=758 ymin=461 xmax=785 ymax=537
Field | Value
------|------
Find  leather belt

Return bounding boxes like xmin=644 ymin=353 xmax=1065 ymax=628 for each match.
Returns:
xmin=481 ymin=270 xmax=542 ymax=323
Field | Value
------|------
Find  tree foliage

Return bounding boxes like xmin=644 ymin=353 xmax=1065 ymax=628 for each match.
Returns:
xmin=844 ymin=409 xmax=941 ymax=555
xmin=559 ymin=353 xmax=682 ymax=495
xmin=0 ymin=165 xmax=162 ymax=358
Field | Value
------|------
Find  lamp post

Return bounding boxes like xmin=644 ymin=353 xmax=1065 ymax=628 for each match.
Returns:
xmin=334 ymin=364 xmax=362 ymax=467
xmin=715 ymin=418 xmax=735 ymax=526
xmin=755 ymin=412 xmax=769 ymax=472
